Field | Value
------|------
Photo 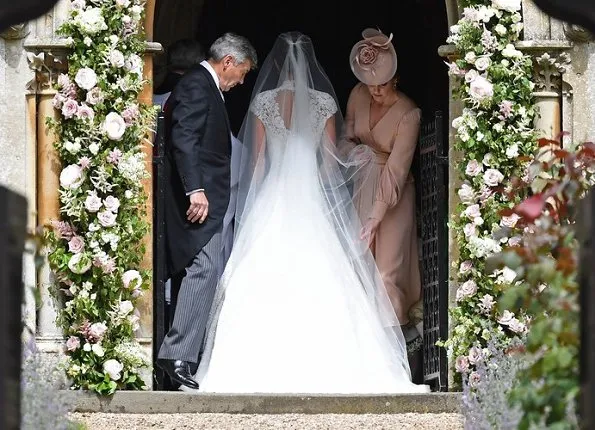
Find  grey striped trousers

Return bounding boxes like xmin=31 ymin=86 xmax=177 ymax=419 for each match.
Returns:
xmin=158 ymin=229 xmax=223 ymax=363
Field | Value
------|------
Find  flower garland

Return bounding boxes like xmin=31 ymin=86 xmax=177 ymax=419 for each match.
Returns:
xmin=45 ymin=0 xmax=158 ymax=394
xmin=439 ymin=0 xmax=538 ymax=382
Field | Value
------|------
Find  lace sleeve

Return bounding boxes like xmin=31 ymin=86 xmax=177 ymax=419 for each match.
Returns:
xmin=316 ymin=92 xmax=338 ymax=122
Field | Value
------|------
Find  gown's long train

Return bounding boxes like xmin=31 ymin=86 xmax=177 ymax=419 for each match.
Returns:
xmin=194 ymin=81 xmax=428 ymax=394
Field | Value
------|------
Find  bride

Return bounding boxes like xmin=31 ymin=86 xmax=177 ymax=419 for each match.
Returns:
xmin=194 ymin=32 xmax=428 ymax=394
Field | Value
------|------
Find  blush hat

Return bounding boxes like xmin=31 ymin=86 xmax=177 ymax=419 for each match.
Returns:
xmin=349 ymin=28 xmax=397 ymax=86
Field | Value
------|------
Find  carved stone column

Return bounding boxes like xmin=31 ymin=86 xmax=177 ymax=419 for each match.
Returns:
xmin=517 ymin=41 xmax=573 ymax=140
xmin=25 ymin=48 xmax=69 ymax=352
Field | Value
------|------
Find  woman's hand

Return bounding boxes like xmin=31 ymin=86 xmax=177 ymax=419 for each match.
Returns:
xmin=360 ymin=217 xmax=381 ymax=247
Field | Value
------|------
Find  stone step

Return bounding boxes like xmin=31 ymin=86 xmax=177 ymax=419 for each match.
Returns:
xmin=73 ymin=392 xmax=461 ymax=415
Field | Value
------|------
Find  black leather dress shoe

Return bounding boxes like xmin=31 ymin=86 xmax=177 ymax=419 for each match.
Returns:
xmin=156 ymin=359 xmax=199 ymax=390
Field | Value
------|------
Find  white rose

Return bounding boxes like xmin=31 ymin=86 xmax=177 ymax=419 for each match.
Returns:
xmin=494 ymin=23 xmax=507 ymax=35
xmin=103 ymin=112 xmax=127 ymax=140
xmin=115 ymin=0 xmax=130 ymax=8
xmin=452 ymin=116 xmax=464 ymax=129
xmin=119 ymin=300 xmax=134 ymax=316
xmin=74 ymin=7 xmax=107 ymax=34
xmin=469 ymin=76 xmax=494 ymax=101
xmin=89 ymin=143 xmax=100 ymax=155
xmin=502 ymin=44 xmax=523 ymax=58
xmin=97 ymin=210 xmax=117 ymax=228
xmin=68 ymin=253 xmax=92 ymax=274
xmin=482 ymin=153 xmax=494 ymax=166
xmin=464 ymin=204 xmax=481 ymax=220
xmin=70 ymin=0 xmax=85 ymax=10
xmin=456 ymin=280 xmax=478 ymax=301
xmin=501 ymin=213 xmax=520 ymax=228
xmin=457 ymin=183 xmax=475 ymax=204
xmin=508 ymin=318 xmax=526 ymax=333
xmin=128 ymin=314 xmax=140 ymax=331
xmin=103 ymin=359 xmax=123 ymax=381
xmin=502 ymin=267 xmax=518 ymax=283
xmin=463 ymin=223 xmax=477 ymax=237
xmin=473 ymin=216 xmax=484 ymax=226
xmin=506 ymin=143 xmax=519 ymax=158
xmin=498 ymin=310 xmax=515 ymax=325
xmin=479 ymin=294 xmax=496 ymax=313
xmin=83 ymin=343 xmax=92 ymax=352
xmin=465 ymin=69 xmax=479 ymax=83
xmin=122 ymin=270 xmax=142 ymax=289
xmin=124 ymin=54 xmax=143 ymax=76
xmin=464 ymin=52 xmax=476 ymax=64
xmin=109 ymin=50 xmax=126 ymax=68
xmin=465 ymin=159 xmax=483 ymax=177
xmin=474 ymin=56 xmax=491 ymax=71
xmin=60 ymin=164 xmax=84 ymax=189
xmin=75 ymin=67 xmax=98 ymax=90
xmin=468 ymin=346 xmax=483 ymax=365
xmin=492 ymin=0 xmax=521 ymax=13
xmin=92 ymin=343 xmax=105 ymax=357
xmin=483 ymin=168 xmax=505 ymax=187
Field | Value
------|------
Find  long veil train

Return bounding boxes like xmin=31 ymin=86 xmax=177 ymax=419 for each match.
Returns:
xmin=193 ymin=32 xmax=429 ymax=394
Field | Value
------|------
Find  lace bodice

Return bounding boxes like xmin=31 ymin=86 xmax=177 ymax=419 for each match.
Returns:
xmin=250 ymin=81 xmax=338 ymax=141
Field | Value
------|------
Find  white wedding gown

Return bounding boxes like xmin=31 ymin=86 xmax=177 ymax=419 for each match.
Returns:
xmin=195 ymin=83 xmax=428 ymax=394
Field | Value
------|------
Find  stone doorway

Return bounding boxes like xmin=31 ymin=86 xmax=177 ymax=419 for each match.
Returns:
xmin=151 ymin=0 xmax=451 ymax=390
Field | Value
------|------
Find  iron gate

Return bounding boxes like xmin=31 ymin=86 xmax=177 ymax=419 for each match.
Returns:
xmin=153 ymin=111 xmax=168 ymax=390
xmin=417 ymin=110 xmax=449 ymax=391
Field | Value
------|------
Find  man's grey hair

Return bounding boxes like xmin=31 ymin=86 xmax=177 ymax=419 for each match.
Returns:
xmin=208 ymin=33 xmax=258 ymax=69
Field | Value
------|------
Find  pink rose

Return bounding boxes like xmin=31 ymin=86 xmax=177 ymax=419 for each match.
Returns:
xmin=122 ymin=104 xmax=140 ymax=125
xmin=469 ymin=371 xmax=481 ymax=388
xmin=97 ymin=210 xmax=117 ymax=227
xmin=465 ymin=159 xmax=483 ymax=177
xmin=61 ymin=99 xmax=79 ymax=119
xmin=456 ymin=280 xmax=477 ymax=301
xmin=459 ymin=260 xmax=473 ymax=275
xmin=88 ymin=322 xmax=108 ymax=341
xmin=85 ymin=193 xmax=102 ymax=212
xmin=68 ymin=235 xmax=85 ymax=254
xmin=469 ymin=76 xmax=494 ymax=101
xmin=53 ymin=93 xmax=66 ymax=109
xmin=65 ymin=336 xmax=81 ymax=351
xmin=51 ymin=220 xmax=76 ymax=240
xmin=86 ymin=87 xmax=104 ymax=105
xmin=455 ymin=355 xmax=470 ymax=373
xmin=467 ymin=346 xmax=483 ymax=365
xmin=103 ymin=196 xmax=120 ymax=213
xmin=358 ymin=45 xmax=378 ymax=65
xmin=76 ymin=103 xmax=95 ymax=121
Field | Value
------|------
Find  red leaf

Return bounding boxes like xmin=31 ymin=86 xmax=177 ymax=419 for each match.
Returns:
xmin=554 ymin=149 xmax=570 ymax=159
xmin=538 ymin=138 xmax=556 ymax=147
xmin=499 ymin=208 xmax=514 ymax=217
xmin=514 ymin=194 xmax=545 ymax=222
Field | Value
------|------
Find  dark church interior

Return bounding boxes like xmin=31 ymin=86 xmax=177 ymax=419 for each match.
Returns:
xmin=153 ymin=0 xmax=449 ymax=134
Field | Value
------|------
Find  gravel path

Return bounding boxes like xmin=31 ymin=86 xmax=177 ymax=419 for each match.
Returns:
xmin=71 ymin=412 xmax=463 ymax=429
